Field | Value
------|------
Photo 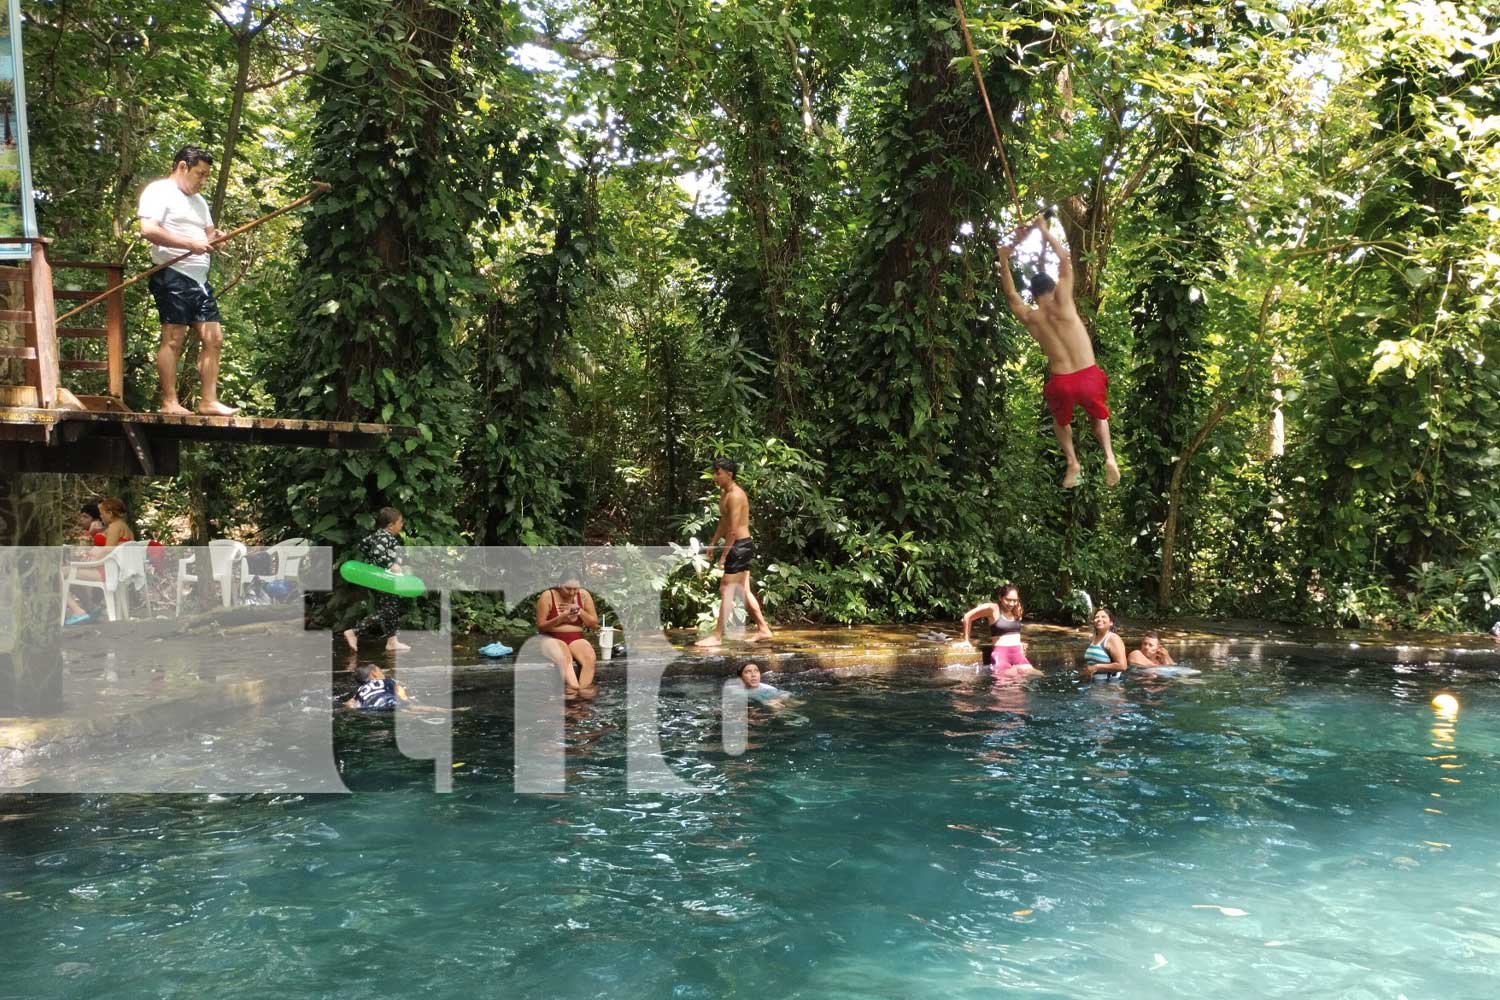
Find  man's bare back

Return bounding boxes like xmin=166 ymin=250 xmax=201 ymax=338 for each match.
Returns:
xmin=1015 ymin=287 xmax=1096 ymax=375
xmin=999 ymin=220 xmax=1094 ymax=374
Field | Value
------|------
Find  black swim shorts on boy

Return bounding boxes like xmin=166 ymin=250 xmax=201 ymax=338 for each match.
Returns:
xmin=723 ymin=538 xmax=755 ymax=574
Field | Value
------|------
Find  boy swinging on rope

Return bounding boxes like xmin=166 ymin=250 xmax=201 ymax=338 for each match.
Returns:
xmin=998 ymin=215 xmax=1121 ymax=488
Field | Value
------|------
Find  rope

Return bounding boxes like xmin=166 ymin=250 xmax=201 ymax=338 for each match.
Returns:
xmin=953 ymin=0 xmax=1025 ymax=221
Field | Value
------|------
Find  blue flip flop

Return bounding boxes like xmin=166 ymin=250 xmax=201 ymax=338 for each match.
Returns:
xmin=478 ymin=642 xmax=514 ymax=658
xmin=65 ymin=612 xmax=91 ymax=626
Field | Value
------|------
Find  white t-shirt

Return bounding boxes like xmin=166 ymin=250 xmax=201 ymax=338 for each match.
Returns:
xmin=137 ymin=178 xmax=214 ymax=283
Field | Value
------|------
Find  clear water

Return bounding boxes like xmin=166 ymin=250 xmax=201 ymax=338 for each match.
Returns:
xmin=2 ymin=652 xmax=1499 ymax=999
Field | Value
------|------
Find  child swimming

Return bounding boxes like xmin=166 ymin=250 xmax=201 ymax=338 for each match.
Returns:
xmin=344 ymin=663 xmax=410 ymax=710
xmin=734 ymin=662 xmax=788 ymax=703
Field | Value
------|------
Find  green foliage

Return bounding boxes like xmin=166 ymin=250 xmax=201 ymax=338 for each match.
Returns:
xmin=27 ymin=0 xmax=1500 ymax=634
xmin=262 ymin=0 xmax=531 ymax=549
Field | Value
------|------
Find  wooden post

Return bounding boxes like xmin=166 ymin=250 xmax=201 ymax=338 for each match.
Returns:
xmin=104 ymin=265 xmax=126 ymax=399
xmin=23 ymin=241 xmax=59 ymax=409
xmin=0 ymin=474 xmax=65 ymax=717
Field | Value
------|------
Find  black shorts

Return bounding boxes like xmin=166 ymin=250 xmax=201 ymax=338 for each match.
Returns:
xmin=148 ymin=267 xmax=221 ymax=325
xmin=723 ymin=538 xmax=755 ymax=575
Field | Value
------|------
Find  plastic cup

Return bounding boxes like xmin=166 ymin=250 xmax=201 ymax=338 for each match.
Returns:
xmin=599 ymin=625 xmax=616 ymax=656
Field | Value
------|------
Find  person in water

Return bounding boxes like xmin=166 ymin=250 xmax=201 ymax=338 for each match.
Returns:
xmin=998 ymin=215 xmax=1121 ymax=488
xmin=345 ymin=663 xmax=410 ymax=710
xmin=1128 ymin=631 xmax=1176 ymax=668
xmin=1083 ymin=607 xmax=1129 ymax=680
xmin=959 ymin=584 xmax=1042 ymax=678
xmin=536 ymin=572 xmax=600 ymax=701
xmin=734 ymin=662 xmax=787 ymax=703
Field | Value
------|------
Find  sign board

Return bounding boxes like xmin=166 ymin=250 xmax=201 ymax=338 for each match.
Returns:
xmin=0 ymin=0 xmax=36 ymax=260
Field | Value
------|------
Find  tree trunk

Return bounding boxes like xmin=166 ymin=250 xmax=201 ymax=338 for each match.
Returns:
xmin=212 ymin=27 xmax=257 ymax=221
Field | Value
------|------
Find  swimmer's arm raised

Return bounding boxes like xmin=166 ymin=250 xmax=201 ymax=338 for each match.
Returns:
xmin=958 ymin=602 xmax=999 ymax=645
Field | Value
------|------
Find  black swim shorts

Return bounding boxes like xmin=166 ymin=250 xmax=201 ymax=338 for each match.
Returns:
xmin=148 ymin=267 xmax=221 ymax=326
xmin=723 ymin=538 xmax=755 ymax=575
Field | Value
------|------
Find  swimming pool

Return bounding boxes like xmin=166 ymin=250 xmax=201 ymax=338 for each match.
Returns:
xmin=2 ymin=650 xmax=1497 ymax=998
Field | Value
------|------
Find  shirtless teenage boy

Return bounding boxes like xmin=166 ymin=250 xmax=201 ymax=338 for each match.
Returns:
xmin=694 ymin=458 xmax=774 ymax=648
xmin=998 ymin=216 xmax=1120 ymax=488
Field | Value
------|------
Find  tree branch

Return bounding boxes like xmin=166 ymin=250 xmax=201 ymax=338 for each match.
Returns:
xmin=246 ymin=65 xmax=315 ymax=92
xmin=519 ymin=28 xmax=613 ymax=63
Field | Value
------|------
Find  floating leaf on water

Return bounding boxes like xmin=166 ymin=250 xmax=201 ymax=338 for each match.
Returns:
xmin=1013 ymin=909 xmax=1034 ymax=917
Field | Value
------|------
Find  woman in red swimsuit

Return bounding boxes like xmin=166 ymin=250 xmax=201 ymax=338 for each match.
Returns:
xmin=535 ymin=573 xmax=600 ymax=700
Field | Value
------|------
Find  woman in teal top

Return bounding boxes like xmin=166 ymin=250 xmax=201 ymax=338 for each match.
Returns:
xmin=1083 ymin=607 xmax=1129 ymax=680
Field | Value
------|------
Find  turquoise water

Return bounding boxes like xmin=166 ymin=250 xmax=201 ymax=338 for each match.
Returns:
xmin=2 ymin=652 xmax=1499 ymax=998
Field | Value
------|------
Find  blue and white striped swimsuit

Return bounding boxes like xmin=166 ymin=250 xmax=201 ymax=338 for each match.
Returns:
xmin=1085 ymin=631 xmax=1122 ymax=680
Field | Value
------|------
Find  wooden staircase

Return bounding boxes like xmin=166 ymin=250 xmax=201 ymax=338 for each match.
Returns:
xmin=0 ymin=237 xmax=125 ymax=411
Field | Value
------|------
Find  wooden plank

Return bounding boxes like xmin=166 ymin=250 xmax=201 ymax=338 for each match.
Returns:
xmin=74 ymin=394 xmax=131 ymax=413
xmin=0 ymin=385 xmax=39 ymax=406
xmin=59 ymin=360 xmax=110 ymax=371
xmin=27 ymin=244 xmax=59 ymax=409
xmin=47 ymin=261 xmax=127 ymax=271
xmin=104 ymin=268 xmax=126 ymax=399
xmin=0 ymin=309 xmax=34 ymax=322
xmin=0 ymin=406 xmax=413 ymax=452
xmin=57 ymin=327 xmax=107 ymax=339
xmin=120 ymin=422 xmax=155 ymax=475
xmin=0 ymin=346 xmax=37 ymax=359
xmin=0 ymin=271 xmax=25 ymax=283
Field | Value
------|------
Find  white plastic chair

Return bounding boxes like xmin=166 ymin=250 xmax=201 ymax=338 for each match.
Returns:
xmin=61 ymin=541 xmax=149 ymax=624
xmin=175 ymin=540 xmax=247 ymax=616
xmin=265 ymin=538 xmax=310 ymax=584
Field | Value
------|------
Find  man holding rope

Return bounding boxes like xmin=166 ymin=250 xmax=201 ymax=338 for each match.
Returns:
xmin=137 ymin=146 xmax=237 ymax=416
xmin=999 ymin=216 xmax=1121 ymax=488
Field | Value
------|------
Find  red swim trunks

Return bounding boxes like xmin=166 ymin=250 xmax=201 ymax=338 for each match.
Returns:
xmin=1043 ymin=364 xmax=1111 ymax=425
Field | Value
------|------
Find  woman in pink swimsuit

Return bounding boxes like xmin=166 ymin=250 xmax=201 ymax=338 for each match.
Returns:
xmin=959 ymin=584 xmax=1041 ymax=677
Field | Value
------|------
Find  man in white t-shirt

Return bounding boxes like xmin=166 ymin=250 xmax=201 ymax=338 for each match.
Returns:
xmin=137 ymin=146 xmax=236 ymax=416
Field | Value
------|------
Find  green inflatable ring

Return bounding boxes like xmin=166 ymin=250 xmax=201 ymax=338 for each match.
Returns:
xmin=340 ymin=559 xmax=426 ymax=597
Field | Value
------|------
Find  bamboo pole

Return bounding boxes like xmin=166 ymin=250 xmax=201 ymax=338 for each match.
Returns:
xmin=55 ymin=183 xmax=331 ymax=325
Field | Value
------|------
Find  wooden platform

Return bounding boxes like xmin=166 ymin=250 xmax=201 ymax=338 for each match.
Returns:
xmin=0 ymin=404 xmax=414 ymax=476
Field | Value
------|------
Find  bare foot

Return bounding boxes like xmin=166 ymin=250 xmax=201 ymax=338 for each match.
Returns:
xmin=196 ymin=400 xmax=240 ymax=417
xmin=342 ymin=628 xmax=358 ymax=652
xmin=694 ymin=634 xmax=723 ymax=648
xmin=747 ymin=629 xmax=774 ymax=644
xmin=160 ymin=402 xmax=193 ymax=416
xmin=1104 ymin=460 xmax=1121 ymax=487
xmin=386 ymin=640 xmax=412 ymax=653
xmin=1061 ymin=463 xmax=1082 ymax=488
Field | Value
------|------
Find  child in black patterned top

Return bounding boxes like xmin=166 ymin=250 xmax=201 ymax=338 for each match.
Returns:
xmin=345 ymin=662 xmax=411 ymax=710
xmin=342 ymin=507 xmax=412 ymax=653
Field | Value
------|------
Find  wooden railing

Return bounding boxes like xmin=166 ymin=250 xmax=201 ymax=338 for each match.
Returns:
xmin=0 ymin=238 xmax=127 ymax=410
